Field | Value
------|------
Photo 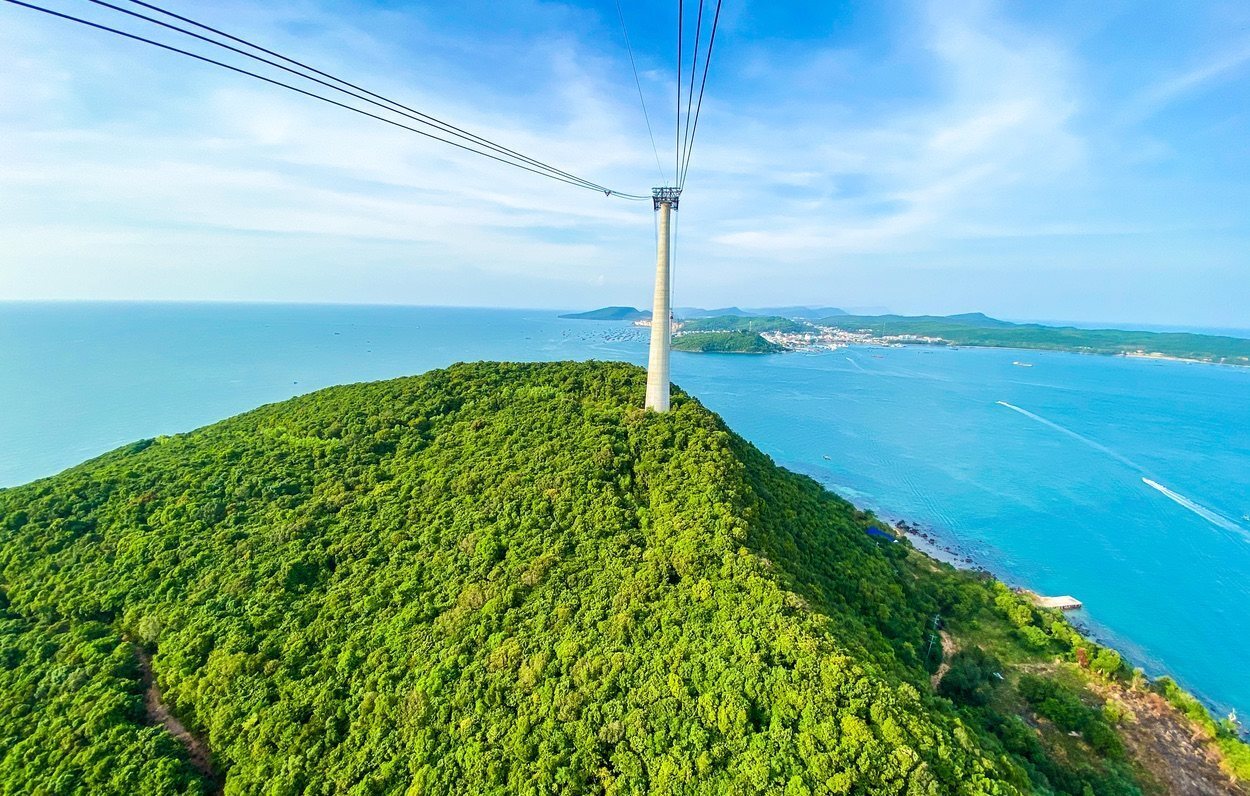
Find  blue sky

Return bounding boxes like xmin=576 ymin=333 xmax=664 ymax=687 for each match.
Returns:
xmin=1 ymin=0 xmax=1248 ymax=326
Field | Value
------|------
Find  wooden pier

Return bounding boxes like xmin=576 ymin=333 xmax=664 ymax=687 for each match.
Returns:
xmin=1019 ymin=589 xmax=1083 ymax=611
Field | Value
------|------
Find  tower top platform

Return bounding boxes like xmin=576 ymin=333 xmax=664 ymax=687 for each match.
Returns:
xmin=652 ymin=186 xmax=681 ymax=210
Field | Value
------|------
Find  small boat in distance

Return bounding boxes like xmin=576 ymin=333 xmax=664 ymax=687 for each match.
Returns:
xmin=1012 ymin=361 xmax=1033 ymax=367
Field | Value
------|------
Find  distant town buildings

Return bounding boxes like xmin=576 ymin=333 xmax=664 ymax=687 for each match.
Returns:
xmin=632 ymin=318 xmax=954 ymax=352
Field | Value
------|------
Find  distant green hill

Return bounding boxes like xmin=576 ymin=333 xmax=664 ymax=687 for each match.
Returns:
xmin=674 ymin=306 xmax=756 ymax=318
xmin=681 ymin=315 xmax=810 ymax=334
xmin=672 ymin=330 xmax=784 ymax=353
xmin=821 ymin=313 xmax=1250 ymax=364
xmin=751 ymin=305 xmax=847 ymax=319
xmin=560 ymin=306 xmax=650 ymax=321
xmin=822 ymin=312 xmax=1014 ymax=331
xmin=2 ymin=362 xmax=1246 ymax=793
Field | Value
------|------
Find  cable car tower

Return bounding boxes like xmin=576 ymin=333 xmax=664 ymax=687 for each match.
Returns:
xmin=644 ymin=186 xmax=680 ymax=412
xmin=639 ymin=0 xmax=721 ymax=411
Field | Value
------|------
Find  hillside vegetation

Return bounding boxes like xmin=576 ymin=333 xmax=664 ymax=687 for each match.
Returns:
xmin=680 ymin=315 xmax=810 ymax=334
xmin=1 ymin=362 xmax=1246 ymax=795
xmin=819 ymin=314 xmax=1250 ymax=364
xmin=672 ymin=331 xmax=784 ymax=354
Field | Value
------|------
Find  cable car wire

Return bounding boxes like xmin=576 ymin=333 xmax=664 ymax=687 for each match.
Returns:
xmin=679 ymin=0 xmax=704 ymax=185
xmin=679 ymin=0 xmax=722 ymax=189
xmin=114 ymin=0 xmax=612 ymax=194
xmin=84 ymin=0 xmax=610 ymax=192
xmin=675 ymin=0 xmax=683 ymax=185
xmin=2 ymin=0 xmax=649 ymax=200
xmin=613 ymin=0 xmax=667 ymax=186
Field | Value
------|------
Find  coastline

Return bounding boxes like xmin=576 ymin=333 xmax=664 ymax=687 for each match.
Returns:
xmin=828 ymin=339 xmax=1250 ymax=368
xmin=891 ymin=512 xmax=1118 ymax=651
xmin=884 ymin=512 xmax=1249 ymax=743
xmin=1120 ymin=350 xmax=1250 ymax=368
xmin=673 ymin=348 xmax=779 ymax=355
xmin=898 ymin=341 xmax=1250 ymax=368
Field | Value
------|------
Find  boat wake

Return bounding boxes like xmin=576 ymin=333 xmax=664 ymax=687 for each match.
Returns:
xmin=1141 ymin=478 xmax=1247 ymax=537
xmin=995 ymin=401 xmax=1142 ymax=472
xmin=996 ymin=401 xmax=1249 ymax=540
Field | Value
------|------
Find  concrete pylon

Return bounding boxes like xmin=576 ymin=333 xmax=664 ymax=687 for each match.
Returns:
xmin=645 ymin=189 xmax=678 ymax=411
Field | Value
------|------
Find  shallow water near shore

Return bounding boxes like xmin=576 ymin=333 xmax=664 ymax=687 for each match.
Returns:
xmin=3 ymin=301 xmax=1249 ymax=723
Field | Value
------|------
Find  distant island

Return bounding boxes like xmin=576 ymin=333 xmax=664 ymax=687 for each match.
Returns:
xmin=558 ymin=306 xmax=650 ymax=321
xmin=819 ymin=313 xmax=1250 ymax=365
xmin=564 ymin=306 xmax=1250 ymax=365
xmin=671 ymin=330 xmax=784 ymax=353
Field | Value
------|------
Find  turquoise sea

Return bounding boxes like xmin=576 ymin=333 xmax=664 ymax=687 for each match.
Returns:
xmin=3 ymin=302 xmax=1249 ymax=724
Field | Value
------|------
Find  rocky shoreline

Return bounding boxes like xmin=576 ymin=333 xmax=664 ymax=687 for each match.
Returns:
xmin=888 ymin=515 xmax=1250 ymax=746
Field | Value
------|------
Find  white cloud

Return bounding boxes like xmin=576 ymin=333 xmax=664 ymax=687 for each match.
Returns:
xmin=0 ymin=0 xmax=664 ymax=302
xmin=1 ymin=0 xmax=1247 ymax=325
xmin=693 ymin=0 xmax=1084 ymax=260
xmin=1123 ymin=38 xmax=1250 ymax=122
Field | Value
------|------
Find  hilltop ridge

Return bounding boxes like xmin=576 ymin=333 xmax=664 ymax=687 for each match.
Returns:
xmin=1 ymin=362 xmax=1246 ymax=794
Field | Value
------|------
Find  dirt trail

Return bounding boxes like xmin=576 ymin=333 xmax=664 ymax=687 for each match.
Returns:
xmin=1086 ymin=679 xmax=1247 ymax=796
xmin=946 ymin=652 xmax=1245 ymax=794
xmin=134 ymin=647 xmax=221 ymax=792
xmin=930 ymin=630 xmax=957 ymax=689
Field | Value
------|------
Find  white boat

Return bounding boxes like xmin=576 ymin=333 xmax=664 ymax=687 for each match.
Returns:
xmin=1012 ymin=361 xmax=1033 ymax=367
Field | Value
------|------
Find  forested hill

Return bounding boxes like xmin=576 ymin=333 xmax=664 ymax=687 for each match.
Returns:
xmin=680 ymin=315 xmax=809 ymax=333
xmin=672 ymin=330 xmax=784 ymax=353
xmin=1 ymin=362 xmax=1247 ymax=794
xmin=558 ymin=306 xmax=650 ymax=321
